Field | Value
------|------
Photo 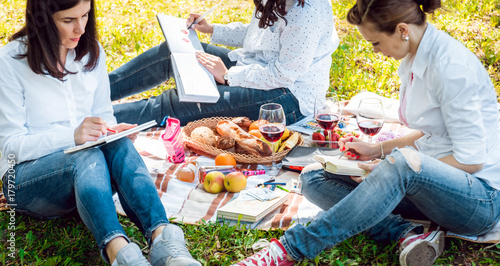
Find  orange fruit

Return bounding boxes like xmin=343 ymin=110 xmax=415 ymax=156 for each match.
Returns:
xmin=249 ymin=120 xmax=268 ymax=131
xmin=215 ymin=153 xmax=237 ymax=167
xmin=248 ymin=129 xmax=262 ymax=138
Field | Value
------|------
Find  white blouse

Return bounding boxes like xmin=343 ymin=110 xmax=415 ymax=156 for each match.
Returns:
xmin=211 ymin=0 xmax=340 ymax=116
xmin=398 ymin=24 xmax=500 ymax=189
xmin=0 ymin=40 xmax=116 ymax=178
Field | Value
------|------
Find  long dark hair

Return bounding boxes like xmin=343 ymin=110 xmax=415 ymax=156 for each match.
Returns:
xmin=347 ymin=0 xmax=441 ymax=33
xmin=254 ymin=0 xmax=306 ymax=29
xmin=9 ymin=0 xmax=99 ymax=80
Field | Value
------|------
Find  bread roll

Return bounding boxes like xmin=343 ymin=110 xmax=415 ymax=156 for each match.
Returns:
xmin=216 ymin=120 xmax=272 ymax=157
xmin=190 ymin=126 xmax=217 ymax=146
xmin=216 ymin=136 xmax=235 ymax=150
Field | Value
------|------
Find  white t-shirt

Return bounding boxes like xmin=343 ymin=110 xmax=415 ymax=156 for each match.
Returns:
xmin=211 ymin=0 xmax=340 ymax=116
xmin=0 ymin=39 xmax=116 ymax=178
xmin=398 ymin=24 xmax=500 ymax=190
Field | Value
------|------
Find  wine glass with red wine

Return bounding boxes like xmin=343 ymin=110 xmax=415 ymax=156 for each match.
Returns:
xmin=259 ymin=103 xmax=286 ymax=177
xmin=356 ymin=98 xmax=385 ymax=143
xmin=314 ymin=92 xmax=341 ymax=149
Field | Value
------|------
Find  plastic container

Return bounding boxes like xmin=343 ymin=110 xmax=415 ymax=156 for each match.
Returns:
xmin=161 ymin=117 xmax=185 ymax=163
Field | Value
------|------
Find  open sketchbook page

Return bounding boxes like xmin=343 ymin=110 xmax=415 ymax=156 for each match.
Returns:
xmin=157 ymin=14 xmax=219 ymax=103
xmin=157 ymin=14 xmax=203 ymax=54
xmin=314 ymin=155 xmax=367 ymax=176
xmin=64 ymin=120 xmax=157 ymax=154
xmin=171 ymin=53 xmax=219 ymax=102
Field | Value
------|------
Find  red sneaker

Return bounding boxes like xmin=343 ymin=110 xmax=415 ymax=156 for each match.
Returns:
xmin=399 ymin=230 xmax=445 ymax=266
xmin=232 ymin=238 xmax=295 ymax=266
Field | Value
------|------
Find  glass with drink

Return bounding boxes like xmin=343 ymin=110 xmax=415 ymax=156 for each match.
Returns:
xmin=258 ymin=103 xmax=286 ymax=177
xmin=356 ymin=98 xmax=385 ymax=143
xmin=314 ymin=92 xmax=341 ymax=149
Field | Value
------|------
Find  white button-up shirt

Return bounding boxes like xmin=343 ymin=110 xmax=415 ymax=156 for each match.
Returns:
xmin=211 ymin=0 xmax=339 ymax=116
xmin=398 ymin=24 xmax=500 ymax=189
xmin=0 ymin=40 xmax=116 ymax=178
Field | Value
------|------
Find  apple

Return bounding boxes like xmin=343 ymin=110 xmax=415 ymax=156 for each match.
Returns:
xmin=224 ymin=171 xmax=247 ymax=193
xmin=204 ymin=171 xmax=225 ymax=194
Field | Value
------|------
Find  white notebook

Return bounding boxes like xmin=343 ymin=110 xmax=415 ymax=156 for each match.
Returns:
xmin=64 ymin=120 xmax=157 ymax=154
xmin=157 ymin=14 xmax=219 ymax=103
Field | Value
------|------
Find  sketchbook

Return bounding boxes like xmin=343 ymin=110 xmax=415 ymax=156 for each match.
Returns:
xmin=64 ymin=120 xmax=157 ymax=154
xmin=157 ymin=14 xmax=219 ymax=103
xmin=217 ymin=190 xmax=289 ymax=223
xmin=314 ymin=155 xmax=367 ymax=176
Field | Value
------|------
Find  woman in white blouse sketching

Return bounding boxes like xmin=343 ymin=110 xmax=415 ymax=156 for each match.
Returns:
xmin=232 ymin=0 xmax=500 ymax=265
xmin=0 ymin=0 xmax=201 ymax=265
xmin=109 ymin=0 xmax=339 ymax=125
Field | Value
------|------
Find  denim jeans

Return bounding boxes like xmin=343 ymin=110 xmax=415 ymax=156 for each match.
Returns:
xmin=281 ymin=148 xmax=500 ymax=261
xmin=109 ymin=42 xmax=304 ymax=126
xmin=3 ymin=138 xmax=169 ymax=263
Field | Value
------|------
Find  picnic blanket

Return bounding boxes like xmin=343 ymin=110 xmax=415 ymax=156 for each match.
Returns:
xmin=117 ymin=127 xmax=325 ymax=230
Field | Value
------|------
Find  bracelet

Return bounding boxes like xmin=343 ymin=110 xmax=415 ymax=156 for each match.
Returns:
xmin=380 ymin=142 xmax=385 ymax=159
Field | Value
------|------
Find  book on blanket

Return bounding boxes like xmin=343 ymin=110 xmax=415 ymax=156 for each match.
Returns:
xmin=314 ymin=155 xmax=367 ymax=176
xmin=156 ymin=14 xmax=219 ymax=103
xmin=64 ymin=120 xmax=157 ymax=154
xmin=217 ymin=190 xmax=289 ymax=223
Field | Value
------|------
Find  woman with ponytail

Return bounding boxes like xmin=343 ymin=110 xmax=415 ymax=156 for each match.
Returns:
xmin=109 ymin=0 xmax=339 ymax=126
xmin=233 ymin=0 xmax=500 ymax=265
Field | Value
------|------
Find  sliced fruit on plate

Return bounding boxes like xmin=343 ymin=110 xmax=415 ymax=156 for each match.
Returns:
xmin=278 ymin=132 xmax=299 ymax=152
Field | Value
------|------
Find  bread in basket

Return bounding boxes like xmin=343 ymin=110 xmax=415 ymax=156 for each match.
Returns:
xmin=182 ymin=117 xmax=303 ymax=164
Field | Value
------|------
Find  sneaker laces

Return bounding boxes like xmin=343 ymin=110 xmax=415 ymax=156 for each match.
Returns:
xmin=240 ymin=239 xmax=285 ymax=266
xmin=162 ymin=239 xmax=191 ymax=258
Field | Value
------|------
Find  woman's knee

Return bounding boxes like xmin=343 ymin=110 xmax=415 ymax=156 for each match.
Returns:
xmin=300 ymin=166 xmax=326 ymax=196
xmin=385 ymin=147 xmax=422 ymax=173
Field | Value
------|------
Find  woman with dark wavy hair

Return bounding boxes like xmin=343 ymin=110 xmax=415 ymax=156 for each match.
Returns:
xmin=0 ymin=1 xmax=201 ymax=265
xmin=232 ymin=0 xmax=500 ymax=265
xmin=108 ymin=0 xmax=339 ymax=127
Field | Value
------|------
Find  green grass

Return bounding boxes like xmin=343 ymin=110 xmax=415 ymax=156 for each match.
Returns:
xmin=1 ymin=0 xmax=500 ymax=265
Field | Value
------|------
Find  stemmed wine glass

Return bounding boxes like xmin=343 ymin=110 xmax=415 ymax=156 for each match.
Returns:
xmin=314 ymin=92 xmax=341 ymax=149
xmin=259 ymin=103 xmax=286 ymax=177
xmin=356 ymin=98 xmax=385 ymax=143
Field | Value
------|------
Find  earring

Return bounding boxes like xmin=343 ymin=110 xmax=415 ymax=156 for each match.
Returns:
xmin=402 ymin=35 xmax=409 ymax=42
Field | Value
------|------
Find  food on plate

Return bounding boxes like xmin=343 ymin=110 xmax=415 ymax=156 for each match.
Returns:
xmin=248 ymin=129 xmax=262 ymax=138
xmin=216 ymin=135 xmax=235 ymax=150
xmin=231 ymin=117 xmax=252 ymax=129
xmin=203 ymin=171 xmax=226 ymax=193
xmin=248 ymin=119 xmax=268 ymax=131
xmin=278 ymin=132 xmax=299 ymax=152
xmin=216 ymin=120 xmax=273 ymax=157
xmin=190 ymin=126 xmax=217 ymax=147
xmin=215 ymin=153 xmax=237 ymax=167
xmin=224 ymin=172 xmax=247 ymax=193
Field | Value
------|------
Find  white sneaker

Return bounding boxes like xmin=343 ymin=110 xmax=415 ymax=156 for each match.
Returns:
xmin=399 ymin=230 xmax=445 ymax=266
xmin=112 ymin=243 xmax=151 ymax=266
xmin=148 ymin=224 xmax=201 ymax=266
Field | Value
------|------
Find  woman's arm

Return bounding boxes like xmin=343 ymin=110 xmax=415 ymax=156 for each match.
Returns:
xmin=0 ymin=62 xmax=75 ymax=164
xmin=340 ymin=130 xmax=424 ymax=161
xmin=211 ymin=22 xmax=250 ymax=48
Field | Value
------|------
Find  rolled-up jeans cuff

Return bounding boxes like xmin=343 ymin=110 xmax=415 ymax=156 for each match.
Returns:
xmin=279 ymin=235 xmax=303 ymax=262
xmin=100 ymin=231 xmax=131 ymax=264
xmin=398 ymin=222 xmax=425 ymax=241
xmin=146 ymin=220 xmax=170 ymax=248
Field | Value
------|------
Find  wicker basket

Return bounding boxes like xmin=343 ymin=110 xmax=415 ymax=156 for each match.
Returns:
xmin=182 ymin=117 xmax=303 ymax=164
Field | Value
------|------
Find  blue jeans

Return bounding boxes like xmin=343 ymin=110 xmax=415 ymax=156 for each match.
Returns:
xmin=3 ymin=138 xmax=169 ymax=263
xmin=109 ymin=42 xmax=304 ymax=126
xmin=281 ymin=148 xmax=500 ymax=261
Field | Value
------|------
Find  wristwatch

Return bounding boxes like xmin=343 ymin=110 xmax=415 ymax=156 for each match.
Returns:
xmin=223 ymin=72 xmax=229 ymax=86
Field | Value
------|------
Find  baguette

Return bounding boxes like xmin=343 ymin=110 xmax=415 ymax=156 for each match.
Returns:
xmin=216 ymin=120 xmax=272 ymax=157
